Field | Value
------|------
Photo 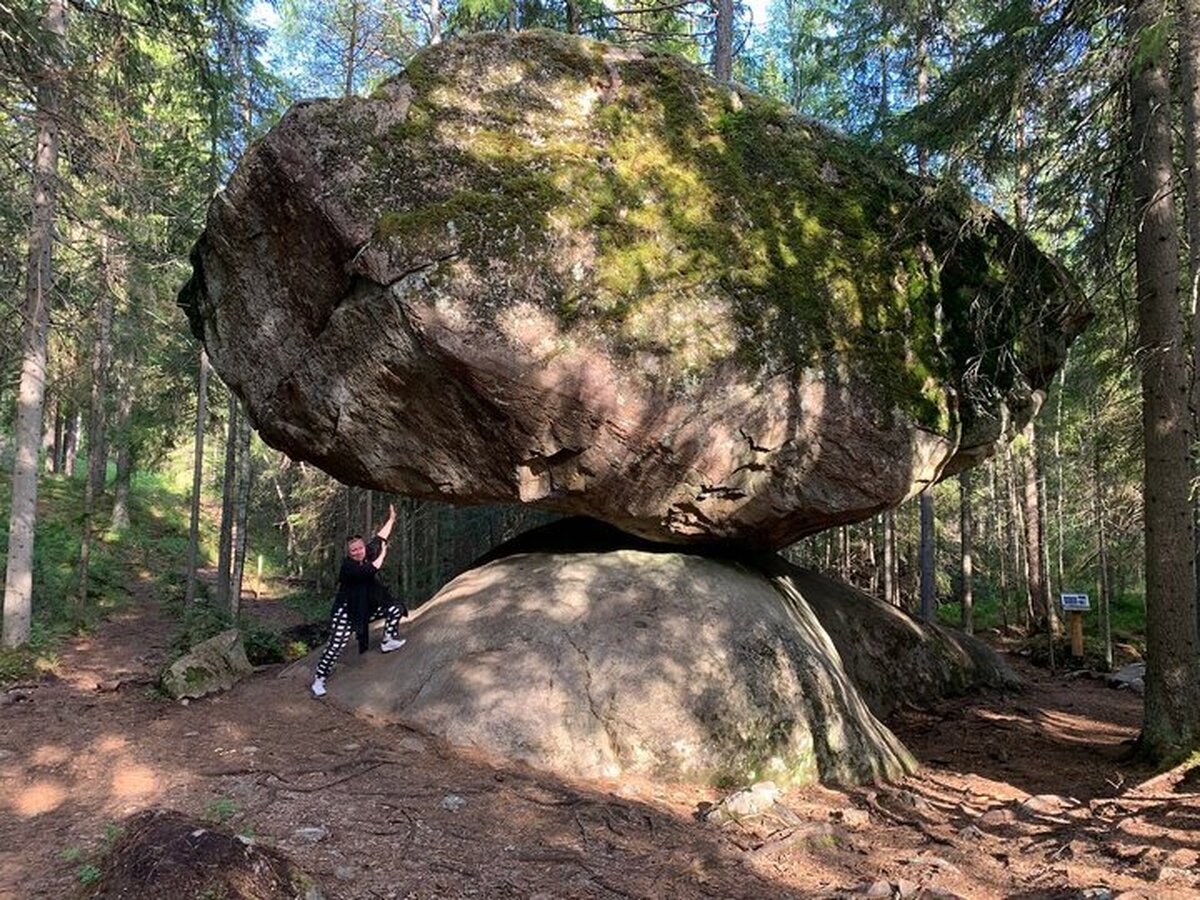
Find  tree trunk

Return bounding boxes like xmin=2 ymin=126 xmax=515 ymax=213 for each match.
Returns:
xmin=185 ymin=349 xmax=210 ymax=604
xmin=215 ymin=394 xmax=238 ymax=609
xmin=428 ymin=0 xmax=441 ymax=43
xmin=52 ymin=401 xmax=64 ymax=473
xmin=272 ymin=470 xmax=296 ymax=576
xmin=77 ymin=233 xmax=119 ymax=613
xmin=343 ymin=0 xmax=359 ymax=98
xmin=989 ymin=460 xmax=1009 ymax=630
xmin=1129 ymin=0 xmax=1200 ymax=756
xmin=714 ymin=0 xmax=734 ymax=83
xmin=565 ymin=0 xmax=577 ymax=34
xmin=1091 ymin=402 xmax=1112 ymax=670
xmin=109 ymin=350 xmax=136 ymax=531
xmin=960 ymin=470 xmax=974 ymax=635
xmin=230 ymin=410 xmax=252 ymax=616
xmin=64 ymin=408 xmax=80 ymax=476
xmin=1021 ymin=421 xmax=1051 ymax=627
xmin=1180 ymin=0 xmax=1200 ymax=635
xmin=1054 ymin=363 xmax=1067 ymax=598
xmin=4 ymin=0 xmax=66 ymax=648
xmin=882 ymin=510 xmax=897 ymax=605
xmin=41 ymin=393 xmax=56 ymax=474
xmin=1005 ymin=445 xmax=1029 ymax=628
xmin=919 ymin=492 xmax=935 ymax=622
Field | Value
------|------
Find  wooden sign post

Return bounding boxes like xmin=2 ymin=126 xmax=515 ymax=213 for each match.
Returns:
xmin=1060 ymin=593 xmax=1090 ymax=658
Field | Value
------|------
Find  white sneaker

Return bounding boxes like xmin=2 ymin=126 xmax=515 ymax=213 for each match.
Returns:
xmin=380 ymin=637 xmax=407 ymax=654
xmin=310 ymin=677 xmax=327 ymax=697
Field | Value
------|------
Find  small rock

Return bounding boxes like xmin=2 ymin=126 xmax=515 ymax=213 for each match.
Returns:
xmin=891 ymin=790 xmax=933 ymax=815
xmin=333 ymin=865 xmax=356 ymax=881
xmin=1155 ymin=866 xmax=1190 ymax=884
xmin=922 ymin=888 xmax=963 ymax=899
xmin=1079 ymin=888 xmax=1113 ymax=900
xmin=895 ymin=878 xmax=919 ymax=898
xmin=1019 ymin=794 xmax=1075 ymax=817
xmin=341 ymin=743 xmax=361 ymax=751
xmin=293 ymin=826 xmax=329 ymax=843
xmin=440 ymin=794 xmax=467 ymax=812
xmin=860 ymin=880 xmax=893 ymax=898
xmin=1113 ymin=892 xmax=1150 ymax=900
xmin=704 ymin=781 xmax=781 ymax=824
xmin=957 ymin=824 xmax=986 ymax=841
xmin=977 ymin=809 xmax=1014 ymax=827
xmin=241 ymin=746 xmax=259 ymax=754
xmin=833 ymin=808 xmax=870 ymax=829
xmin=1107 ymin=663 xmax=1145 ymax=687
xmin=1165 ymin=848 xmax=1199 ymax=868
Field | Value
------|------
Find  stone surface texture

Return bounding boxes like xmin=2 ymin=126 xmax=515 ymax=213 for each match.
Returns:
xmin=161 ymin=628 xmax=254 ymax=700
xmin=182 ymin=31 xmax=1087 ymax=548
xmin=307 ymin=548 xmax=1011 ymax=786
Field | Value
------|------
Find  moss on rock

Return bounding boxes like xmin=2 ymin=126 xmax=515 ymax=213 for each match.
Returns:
xmin=342 ymin=30 xmax=1082 ymax=430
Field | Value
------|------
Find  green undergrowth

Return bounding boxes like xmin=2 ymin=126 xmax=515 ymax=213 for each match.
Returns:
xmin=0 ymin=469 xmax=196 ymax=685
xmin=934 ymin=588 xmax=1147 ymax=671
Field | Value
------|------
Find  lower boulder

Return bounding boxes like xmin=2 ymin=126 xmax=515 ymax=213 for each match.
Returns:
xmin=315 ymin=540 xmax=999 ymax=788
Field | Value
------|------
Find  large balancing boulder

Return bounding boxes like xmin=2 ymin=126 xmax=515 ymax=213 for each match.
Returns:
xmin=181 ymin=30 xmax=1087 ymax=548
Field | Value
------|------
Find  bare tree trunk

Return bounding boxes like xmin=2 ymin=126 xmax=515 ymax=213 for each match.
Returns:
xmin=185 ymin=349 xmax=209 ymax=604
xmin=64 ymin=408 xmax=80 ymax=476
xmin=428 ymin=0 xmax=441 ymax=43
xmin=919 ymin=492 xmax=935 ymax=622
xmin=41 ymin=393 xmax=56 ymax=473
xmin=990 ymin=460 xmax=1010 ymax=630
xmin=109 ymin=346 xmax=136 ymax=531
xmin=1021 ymin=421 xmax=1051 ymax=627
xmin=1129 ymin=0 xmax=1200 ymax=757
xmin=714 ymin=0 xmax=734 ymax=82
xmin=52 ymin=401 xmax=64 ymax=473
xmin=883 ymin=510 xmax=897 ymax=605
xmin=565 ymin=0 xmax=578 ymax=34
xmin=215 ymin=394 xmax=238 ymax=609
xmin=4 ymin=0 xmax=66 ymax=648
xmin=230 ymin=411 xmax=252 ymax=616
xmin=1054 ymin=363 xmax=1067 ymax=597
xmin=1180 ymin=0 xmax=1200 ymax=634
xmin=77 ymin=233 xmax=119 ymax=613
xmin=960 ymin=470 xmax=974 ymax=634
xmin=1091 ymin=402 xmax=1113 ymax=670
xmin=343 ymin=0 xmax=359 ymax=98
xmin=272 ymin=470 xmax=295 ymax=576
xmin=1005 ymin=446 xmax=1029 ymax=629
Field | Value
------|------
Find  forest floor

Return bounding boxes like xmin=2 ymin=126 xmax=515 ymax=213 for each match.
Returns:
xmin=1 ymin=575 xmax=1197 ymax=900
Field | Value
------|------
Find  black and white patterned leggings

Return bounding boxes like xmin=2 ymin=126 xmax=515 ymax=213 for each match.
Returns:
xmin=314 ymin=602 xmax=404 ymax=679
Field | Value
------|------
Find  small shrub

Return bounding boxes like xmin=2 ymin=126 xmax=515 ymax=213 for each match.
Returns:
xmin=238 ymin=620 xmax=284 ymax=665
xmin=77 ymin=864 xmax=102 ymax=886
xmin=205 ymin=797 xmax=239 ymax=824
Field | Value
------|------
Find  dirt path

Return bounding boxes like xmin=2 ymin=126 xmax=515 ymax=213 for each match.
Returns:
xmin=1 ymin=587 xmax=1196 ymax=899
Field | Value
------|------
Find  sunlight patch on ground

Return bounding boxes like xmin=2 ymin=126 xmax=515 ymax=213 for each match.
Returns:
xmin=11 ymin=779 xmax=67 ymax=816
xmin=97 ymin=734 xmax=128 ymax=753
xmin=112 ymin=765 xmax=158 ymax=798
xmin=31 ymin=745 xmax=70 ymax=767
